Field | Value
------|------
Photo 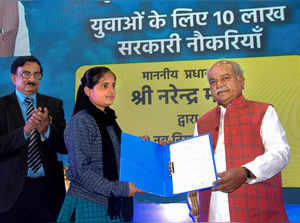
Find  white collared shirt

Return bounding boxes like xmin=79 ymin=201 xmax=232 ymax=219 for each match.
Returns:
xmin=194 ymin=105 xmax=290 ymax=222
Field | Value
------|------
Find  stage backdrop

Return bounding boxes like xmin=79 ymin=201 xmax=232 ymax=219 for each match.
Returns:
xmin=0 ymin=0 xmax=299 ymax=192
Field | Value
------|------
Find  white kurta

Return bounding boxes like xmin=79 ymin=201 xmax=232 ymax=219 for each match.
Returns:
xmin=14 ymin=1 xmax=31 ymax=56
xmin=194 ymin=105 xmax=290 ymax=222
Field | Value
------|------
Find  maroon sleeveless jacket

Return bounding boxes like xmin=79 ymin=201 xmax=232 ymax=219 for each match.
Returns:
xmin=196 ymin=96 xmax=288 ymax=222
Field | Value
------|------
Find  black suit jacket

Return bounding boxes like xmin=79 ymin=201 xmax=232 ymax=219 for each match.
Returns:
xmin=0 ymin=92 xmax=67 ymax=215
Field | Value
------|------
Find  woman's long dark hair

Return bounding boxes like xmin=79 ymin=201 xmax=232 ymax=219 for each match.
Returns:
xmin=72 ymin=66 xmax=116 ymax=116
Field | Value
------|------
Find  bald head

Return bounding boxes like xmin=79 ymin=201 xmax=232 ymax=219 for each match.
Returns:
xmin=207 ymin=60 xmax=243 ymax=79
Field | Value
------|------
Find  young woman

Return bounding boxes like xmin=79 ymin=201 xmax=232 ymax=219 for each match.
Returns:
xmin=57 ymin=67 xmax=143 ymax=222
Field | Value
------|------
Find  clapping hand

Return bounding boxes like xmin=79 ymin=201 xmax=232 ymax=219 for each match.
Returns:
xmin=24 ymin=107 xmax=50 ymax=135
xmin=36 ymin=107 xmax=49 ymax=135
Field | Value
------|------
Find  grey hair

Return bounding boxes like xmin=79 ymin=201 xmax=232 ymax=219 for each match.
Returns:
xmin=207 ymin=60 xmax=243 ymax=79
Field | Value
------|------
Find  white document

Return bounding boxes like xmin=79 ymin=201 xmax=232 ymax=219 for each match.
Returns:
xmin=169 ymin=134 xmax=217 ymax=194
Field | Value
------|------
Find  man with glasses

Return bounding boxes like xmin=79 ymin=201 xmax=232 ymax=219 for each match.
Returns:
xmin=188 ymin=60 xmax=290 ymax=222
xmin=0 ymin=56 xmax=67 ymax=223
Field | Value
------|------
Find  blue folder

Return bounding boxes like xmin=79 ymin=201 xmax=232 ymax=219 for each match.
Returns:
xmin=120 ymin=132 xmax=217 ymax=197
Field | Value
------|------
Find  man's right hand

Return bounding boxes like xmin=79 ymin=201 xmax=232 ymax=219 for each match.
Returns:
xmin=128 ymin=182 xmax=144 ymax=197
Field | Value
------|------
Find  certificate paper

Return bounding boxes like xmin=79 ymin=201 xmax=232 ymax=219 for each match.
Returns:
xmin=170 ymin=135 xmax=217 ymax=194
xmin=120 ymin=132 xmax=217 ymax=196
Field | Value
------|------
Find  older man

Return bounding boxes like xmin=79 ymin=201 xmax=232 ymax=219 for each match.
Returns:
xmin=189 ymin=60 xmax=290 ymax=222
xmin=0 ymin=56 xmax=66 ymax=223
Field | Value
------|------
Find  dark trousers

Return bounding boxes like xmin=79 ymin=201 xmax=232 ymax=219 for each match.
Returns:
xmin=0 ymin=177 xmax=57 ymax=223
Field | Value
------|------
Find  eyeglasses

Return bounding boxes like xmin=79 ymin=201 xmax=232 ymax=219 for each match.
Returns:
xmin=19 ymin=71 xmax=43 ymax=80
xmin=208 ymin=75 xmax=232 ymax=87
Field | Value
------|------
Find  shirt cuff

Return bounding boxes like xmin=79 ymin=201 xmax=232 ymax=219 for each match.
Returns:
xmin=242 ymin=164 xmax=260 ymax=184
xmin=40 ymin=126 xmax=50 ymax=141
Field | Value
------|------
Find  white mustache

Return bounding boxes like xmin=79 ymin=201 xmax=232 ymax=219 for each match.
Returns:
xmin=216 ymin=87 xmax=229 ymax=95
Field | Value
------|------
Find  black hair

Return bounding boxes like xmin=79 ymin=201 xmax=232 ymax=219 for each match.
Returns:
xmin=72 ymin=66 xmax=116 ymax=116
xmin=11 ymin=56 xmax=43 ymax=74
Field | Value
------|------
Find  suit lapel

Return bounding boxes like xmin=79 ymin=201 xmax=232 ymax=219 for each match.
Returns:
xmin=36 ymin=93 xmax=44 ymax=108
xmin=7 ymin=93 xmax=25 ymax=128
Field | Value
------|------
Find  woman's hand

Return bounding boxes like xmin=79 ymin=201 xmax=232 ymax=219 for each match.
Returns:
xmin=141 ymin=135 xmax=150 ymax=141
xmin=128 ymin=182 xmax=144 ymax=197
xmin=158 ymin=140 xmax=172 ymax=145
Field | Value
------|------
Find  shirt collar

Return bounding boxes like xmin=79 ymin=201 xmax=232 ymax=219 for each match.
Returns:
xmin=15 ymin=89 xmax=37 ymax=105
xmin=218 ymin=95 xmax=245 ymax=110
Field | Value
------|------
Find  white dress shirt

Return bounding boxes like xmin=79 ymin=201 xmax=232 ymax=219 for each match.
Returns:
xmin=194 ymin=105 xmax=290 ymax=222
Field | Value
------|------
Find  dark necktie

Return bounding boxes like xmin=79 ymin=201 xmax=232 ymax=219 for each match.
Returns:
xmin=25 ymin=97 xmax=42 ymax=172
